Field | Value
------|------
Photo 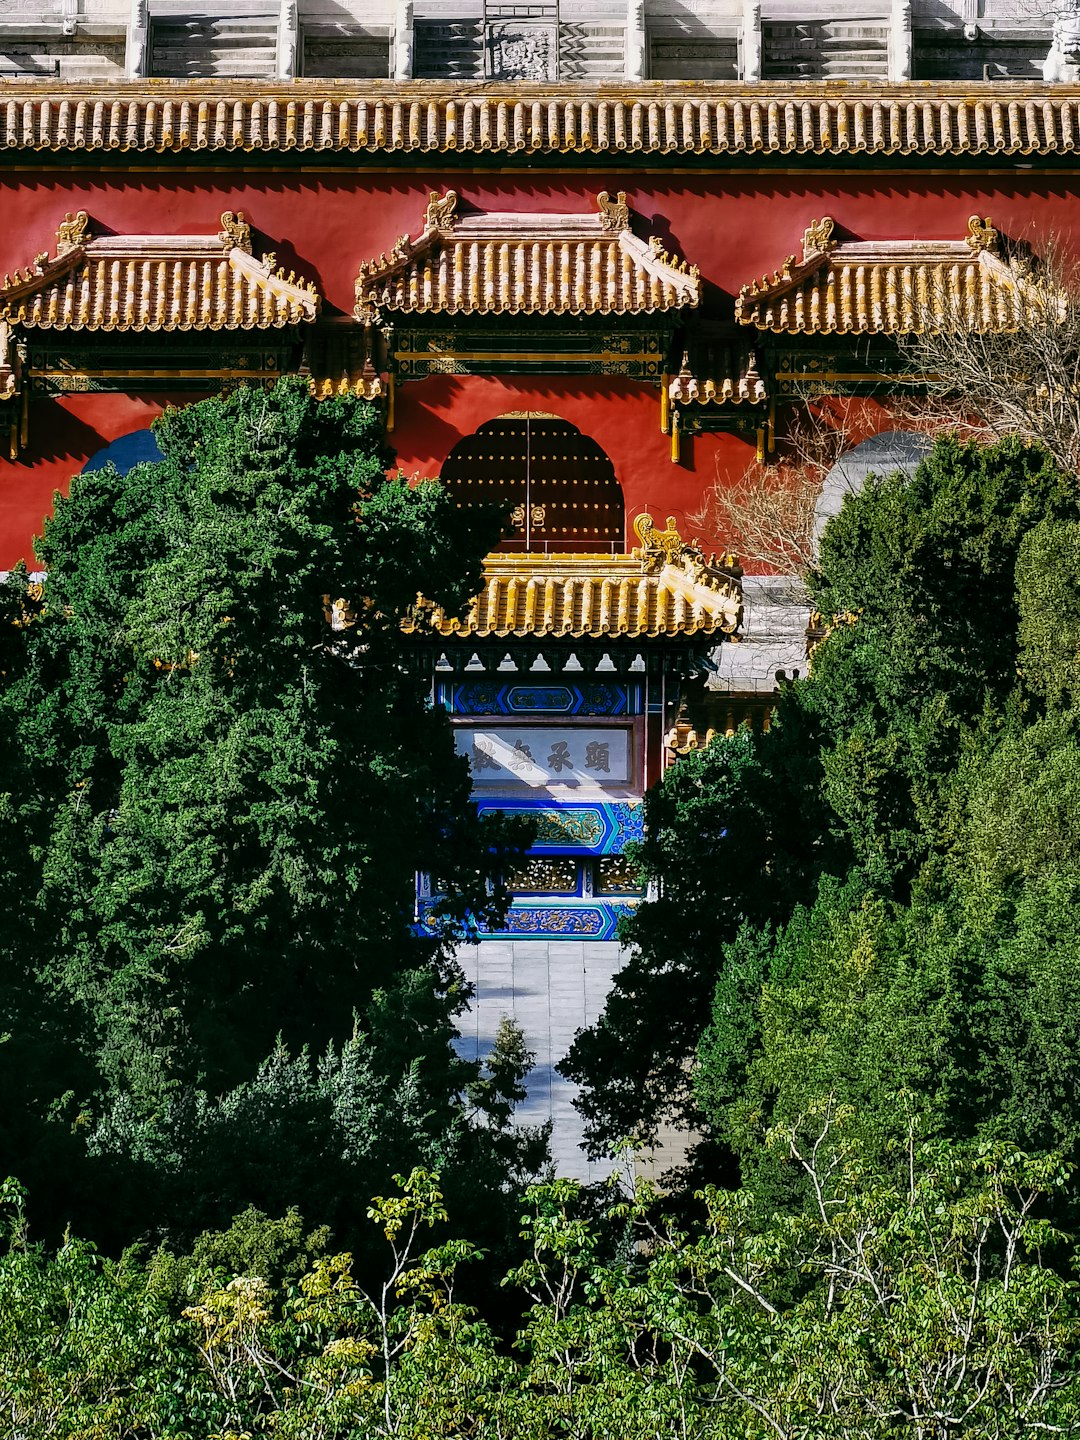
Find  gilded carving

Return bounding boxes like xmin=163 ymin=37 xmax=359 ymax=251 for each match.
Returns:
xmin=533 ymin=810 xmax=605 ymax=846
xmin=218 ymin=210 xmax=252 ymax=253
xmin=802 ymin=216 xmax=836 ymax=256
xmin=507 ymin=857 xmax=578 ymax=894
xmin=966 ymin=215 xmax=998 ymax=254
xmin=632 ymin=511 xmax=742 ymax=620
xmin=505 ymin=907 xmax=605 ymax=936
xmin=646 ymin=234 xmax=699 ymax=278
xmin=55 ymin=210 xmax=89 ymax=255
xmin=596 ymin=191 xmax=630 ymax=232
xmin=510 ymin=502 xmax=547 ymax=531
xmin=633 ymin=512 xmax=685 ymax=569
xmin=425 ymin=190 xmax=458 ymax=234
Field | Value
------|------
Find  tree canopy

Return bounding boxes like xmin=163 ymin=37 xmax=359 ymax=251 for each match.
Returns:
xmin=0 ymin=379 xmax=540 ymax=1255
xmin=563 ymin=435 xmax=1080 ymax=1225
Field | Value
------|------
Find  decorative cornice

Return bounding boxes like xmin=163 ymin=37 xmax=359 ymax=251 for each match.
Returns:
xmin=669 ymin=345 xmax=767 ymax=406
xmin=735 ymin=216 xmax=1043 ymax=335
xmin=305 ymin=318 xmax=388 ymax=400
xmin=1 ymin=83 xmax=1079 ymax=159
xmin=354 ymin=191 xmax=700 ymax=321
xmin=404 ymin=546 xmax=742 ymax=641
xmin=0 ymin=211 xmax=321 ymax=332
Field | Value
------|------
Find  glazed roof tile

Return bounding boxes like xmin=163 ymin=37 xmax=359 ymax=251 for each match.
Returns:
xmin=0 ymin=210 xmax=320 ymax=332
xmin=404 ymin=550 xmax=742 ymax=641
xmin=0 ymin=82 xmax=1078 ymax=158
xmin=305 ymin=319 xmax=387 ymax=399
xmin=735 ymin=215 xmax=1039 ymax=335
xmin=669 ymin=343 xmax=767 ymax=406
xmin=354 ymin=191 xmax=699 ymax=320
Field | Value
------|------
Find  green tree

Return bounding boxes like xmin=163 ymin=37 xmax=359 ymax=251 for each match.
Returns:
xmin=566 ymin=435 xmax=1080 ymax=1182
xmin=5 ymin=1128 xmax=1077 ymax=1439
xmin=693 ymin=436 xmax=1080 ymax=1212
xmin=0 ymin=379 xmax=538 ymax=1250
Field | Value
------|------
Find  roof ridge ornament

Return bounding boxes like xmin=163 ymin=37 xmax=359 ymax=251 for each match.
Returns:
xmin=736 ymin=217 xmax=1042 ymax=334
xmin=0 ymin=220 xmax=320 ymax=331
xmin=596 ymin=191 xmax=630 ymax=232
xmin=55 ymin=209 xmax=89 ymax=255
xmin=966 ymin=214 xmax=998 ymax=254
xmin=354 ymin=194 xmax=701 ymax=318
xmin=633 ymin=512 xmax=685 ymax=571
xmin=425 ymin=190 xmax=458 ymax=234
xmin=218 ymin=210 xmax=252 ymax=254
xmin=633 ymin=511 xmax=742 ymax=608
xmin=802 ymin=216 xmax=836 ymax=257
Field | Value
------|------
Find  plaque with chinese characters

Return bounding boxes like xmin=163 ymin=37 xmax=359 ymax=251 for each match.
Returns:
xmin=453 ymin=724 xmax=636 ymax=792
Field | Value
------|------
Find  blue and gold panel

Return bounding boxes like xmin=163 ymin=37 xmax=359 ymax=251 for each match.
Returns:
xmin=417 ymin=897 xmax=636 ymax=942
xmin=490 ymin=901 xmax=636 ymax=940
xmin=438 ymin=680 xmax=639 ymax=717
xmin=476 ymin=799 xmax=644 ymax=855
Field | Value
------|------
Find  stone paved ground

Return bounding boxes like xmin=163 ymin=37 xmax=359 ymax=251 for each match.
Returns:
xmin=455 ymin=939 xmax=625 ymax=1183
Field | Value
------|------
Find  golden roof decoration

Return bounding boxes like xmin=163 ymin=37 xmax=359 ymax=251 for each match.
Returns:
xmin=0 ymin=82 xmax=1078 ymax=159
xmin=354 ymin=191 xmax=700 ymax=322
xmin=668 ymin=344 xmax=767 ymax=407
xmin=735 ymin=216 xmax=1046 ymax=335
xmin=0 ymin=211 xmax=321 ymax=332
xmin=802 ymin=216 xmax=836 ymax=256
xmin=217 ymin=209 xmax=252 ymax=253
xmin=403 ymin=545 xmax=742 ymax=642
xmin=665 ymin=716 xmax=721 ymax=758
xmin=597 ymin=190 xmax=631 ymax=232
xmin=55 ymin=209 xmax=89 ymax=255
xmin=304 ymin=319 xmax=388 ymax=401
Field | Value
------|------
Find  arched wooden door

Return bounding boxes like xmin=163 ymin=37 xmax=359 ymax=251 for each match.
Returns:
xmin=439 ymin=412 xmax=625 ymax=553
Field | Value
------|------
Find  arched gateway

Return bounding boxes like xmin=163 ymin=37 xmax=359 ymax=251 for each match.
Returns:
xmin=440 ymin=413 xmax=625 ymax=552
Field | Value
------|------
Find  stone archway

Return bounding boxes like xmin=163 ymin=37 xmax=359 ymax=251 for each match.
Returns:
xmin=814 ymin=430 xmax=933 ymax=549
xmin=440 ymin=412 xmax=625 ymax=553
xmin=82 ymin=426 xmax=163 ymax=476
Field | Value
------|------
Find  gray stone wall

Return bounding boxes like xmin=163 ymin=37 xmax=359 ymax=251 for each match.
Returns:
xmin=3 ymin=0 xmax=1064 ymax=83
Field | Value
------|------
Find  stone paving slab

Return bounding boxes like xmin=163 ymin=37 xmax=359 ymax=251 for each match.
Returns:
xmin=455 ymin=938 xmax=626 ymax=1183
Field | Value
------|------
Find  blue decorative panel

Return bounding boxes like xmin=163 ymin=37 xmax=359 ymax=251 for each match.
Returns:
xmin=486 ymin=900 xmax=637 ymax=941
xmin=440 ymin=681 xmax=639 ymax=717
xmin=415 ymin=897 xmax=635 ymax=942
xmin=476 ymin=799 xmax=643 ymax=855
xmin=505 ymin=684 xmax=577 ymax=714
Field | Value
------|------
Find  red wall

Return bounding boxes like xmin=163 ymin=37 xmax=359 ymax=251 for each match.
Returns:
xmin=1 ymin=165 xmax=1077 ymax=565
xmin=391 ymin=372 xmax=757 ymax=552
xmin=0 ymin=391 xmax=193 ymax=569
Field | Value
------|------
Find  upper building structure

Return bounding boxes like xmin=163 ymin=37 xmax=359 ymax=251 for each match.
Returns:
xmin=0 ymin=1 xmax=1074 ymax=86
xmin=3 ymin=2 xmax=1080 ymax=943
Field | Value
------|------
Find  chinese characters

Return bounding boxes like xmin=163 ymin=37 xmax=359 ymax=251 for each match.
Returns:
xmin=462 ymin=728 xmax=629 ymax=787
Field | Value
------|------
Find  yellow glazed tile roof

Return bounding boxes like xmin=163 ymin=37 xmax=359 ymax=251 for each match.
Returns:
xmin=305 ymin=319 xmax=387 ymax=399
xmin=404 ymin=545 xmax=743 ymax=641
xmin=735 ymin=215 xmax=1039 ymax=335
xmin=355 ymin=191 xmax=699 ymax=320
xmin=0 ymin=82 xmax=1078 ymax=158
xmin=0 ymin=209 xmax=320 ymax=332
xmin=669 ymin=344 xmax=767 ymax=406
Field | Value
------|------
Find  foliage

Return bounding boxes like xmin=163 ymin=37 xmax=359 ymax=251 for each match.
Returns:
xmin=566 ymin=435 xmax=1080 ymax=1206
xmin=0 ymin=379 xmax=540 ymax=1254
xmin=560 ymin=713 xmax=842 ymax=1151
xmin=4 ymin=1122 xmax=1079 ymax=1438
xmin=901 ymin=239 xmax=1080 ymax=477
